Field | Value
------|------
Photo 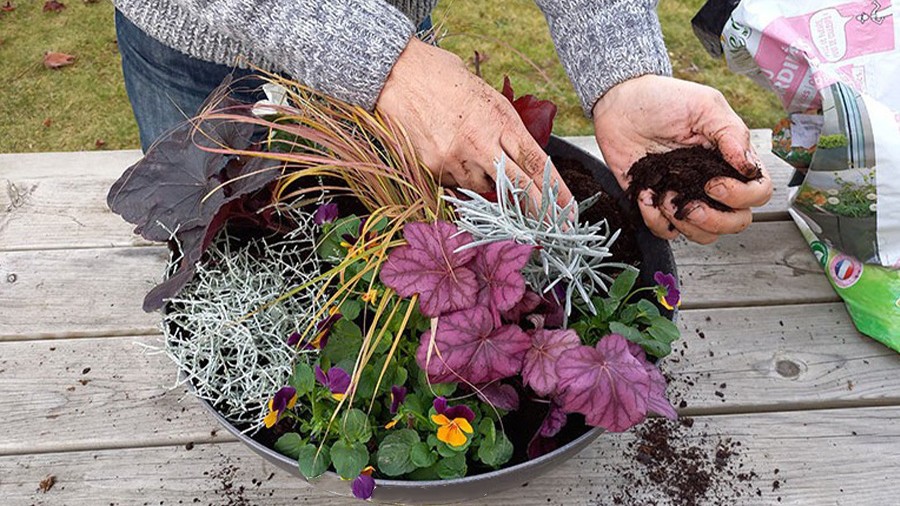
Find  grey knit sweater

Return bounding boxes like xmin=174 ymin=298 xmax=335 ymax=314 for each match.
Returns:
xmin=113 ymin=0 xmax=671 ymax=115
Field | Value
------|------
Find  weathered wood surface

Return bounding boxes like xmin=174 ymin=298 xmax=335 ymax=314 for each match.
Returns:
xmin=0 ymin=134 xmax=794 ymax=252
xmin=4 ymin=406 xmax=899 ymax=506
xmin=2 ymin=303 xmax=893 ymax=458
xmin=0 ymin=221 xmax=833 ymax=339
xmin=0 ymin=247 xmax=168 ymax=339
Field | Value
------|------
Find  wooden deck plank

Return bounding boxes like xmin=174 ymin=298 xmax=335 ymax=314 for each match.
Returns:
xmin=3 ymin=406 xmax=898 ymax=505
xmin=3 ymin=303 xmax=892 ymax=456
xmin=0 ymin=247 xmax=168 ymax=339
xmin=1 ymin=133 xmax=794 ymax=252
xmin=0 ymin=335 xmax=229 ymax=456
xmin=0 ymin=220 xmax=835 ymax=339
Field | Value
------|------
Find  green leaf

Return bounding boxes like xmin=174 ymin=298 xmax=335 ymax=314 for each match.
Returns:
xmin=477 ymin=430 xmax=513 ymax=467
xmin=342 ymin=408 xmax=372 ymax=444
xmin=635 ymin=299 xmax=661 ymax=320
xmin=618 ymin=304 xmax=640 ymax=325
xmin=435 ymin=435 xmax=471 ymax=457
xmin=431 ymin=382 xmax=457 ymax=398
xmin=316 ymin=215 xmax=359 ymax=261
xmin=436 ymin=453 xmax=467 ymax=480
xmin=639 ymin=338 xmax=671 ymax=358
xmin=297 ymin=444 xmax=331 ymax=479
xmin=406 ymin=463 xmax=440 ymax=480
xmin=647 ymin=317 xmax=681 ymax=343
xmin=289 ymin=362 xmax=315 ymax=396
xmin=274 ymin=433 xmax=305 ymax=460
xmin=331 ymin=440 xmax=369 ymax=479
xmin=609 ymin=267 xmax=639 ymax=303
xmin=478 ymin=419 xmax=496 ymax=446
xmin=339 ymin=299 xmax=362 ymax=321
xmin=609 ymin=322 xmax=644 ymax=343
xmin=377 ymin=429 xmax=420 ymax=477
xmin=323 ymin=319 xmax=362 ymax=365
xmin=410 ymin=441 xmax=438 ymax=468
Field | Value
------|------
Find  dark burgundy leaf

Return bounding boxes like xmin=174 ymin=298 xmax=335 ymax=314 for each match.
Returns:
xmin=107 ymin=93 xmax=279 ymax=311
xmin=43 ymin=1 xmax=65 ymax=12
xmin=501 ymin=76 xmax=557 ymax=148
xmin=416 ymin=306 xmax=530 ymax=384
xmin=500 ymin=290 xmax=542 ymax=323
xmin=538 ymin=403 xmax=567 ymax=438
xmin=522 ymin=328 xmax=581 ymax=397
xmin=471 ymin=241 xmax=533 ymax=313
xmin=379 ymin=221 xmax=479 ymax=317
xmin=556 ymin=334 xmax=651 ymax=432
xmin=476 ymin=383 xmax=519 ymax=411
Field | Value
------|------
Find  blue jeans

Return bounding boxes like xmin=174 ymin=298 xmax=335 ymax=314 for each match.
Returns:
xmin=116 ymin=10 xmax=433 ymax=152
xmin=116 ymin=10 xmax=270 ymax=151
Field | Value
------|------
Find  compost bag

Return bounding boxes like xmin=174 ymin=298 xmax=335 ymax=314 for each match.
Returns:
xmin=698 ymin=0 xmax=900 ymax=348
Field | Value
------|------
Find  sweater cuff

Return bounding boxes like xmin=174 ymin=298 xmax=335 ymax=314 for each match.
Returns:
xmin=538 ymin=0 xmax=672 ymax=116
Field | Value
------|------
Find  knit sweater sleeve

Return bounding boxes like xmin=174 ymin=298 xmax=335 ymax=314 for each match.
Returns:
xmin=116 ymin=1 xmax=415 ymax=111
xmin=534 ymin=0 xmax=672 ymax=116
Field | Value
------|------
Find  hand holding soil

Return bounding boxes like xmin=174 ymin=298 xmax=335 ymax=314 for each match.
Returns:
xmin=592 ymin=75 xmax=773 ymax=244
xmin=376 ymin=38 xmax=574 ymax=207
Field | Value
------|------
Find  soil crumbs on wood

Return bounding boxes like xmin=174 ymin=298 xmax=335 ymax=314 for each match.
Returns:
xmin=38 ymin=474 xmax=56 ymax=493
xmin=598 ymin=417 xmax=771 ymax=505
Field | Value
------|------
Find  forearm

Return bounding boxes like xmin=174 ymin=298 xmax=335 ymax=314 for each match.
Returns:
xmin=114 ymin=0 xmax=416 ymax=110
xmin=534 ymin=0 xmax=672 ymax=116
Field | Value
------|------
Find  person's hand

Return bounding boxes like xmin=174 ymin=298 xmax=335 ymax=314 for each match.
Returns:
xmin=592 ymin=75 xmax=773 ymax=244
xmin=376 ymin=38 xmax=573 ymax=207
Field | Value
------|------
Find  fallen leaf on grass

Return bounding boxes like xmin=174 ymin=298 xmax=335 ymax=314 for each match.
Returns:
xmin=1 ymin=1 xmax=14 ymax=12
xmin=42 ymin=117 xmax=52 ymax=127
xmin=94 ymin=139 xmax=106 ymax=149
xmin=38 ymin=474 xmax=56 ymax=493
xmin=43 ymin=0 xmax=65 ymax=12
xmin=43 ymin=51 xmax=75 ymax=69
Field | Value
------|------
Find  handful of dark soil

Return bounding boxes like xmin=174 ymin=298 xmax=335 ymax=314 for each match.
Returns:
xmin=627 ymin=146 xmax=762 ymax=220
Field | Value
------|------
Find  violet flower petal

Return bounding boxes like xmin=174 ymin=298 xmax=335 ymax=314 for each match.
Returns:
xmin=390 ymin=385 xmax=407 ymax=414
xmin=351 ymin=473 xmax=375 ymax=500
xmin=313 ymin=203 xmax=339 ymax=225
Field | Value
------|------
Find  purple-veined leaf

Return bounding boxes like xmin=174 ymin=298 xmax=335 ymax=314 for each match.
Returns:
xmin=627 ymin=342 xmax=677 ymax=420
xmin=476 ymin=383 xmax=520 ymax=411
xmin=379 ymin=221 xmax=479 ymax=317
xmin=416 ymin=307 xmax=530 ymax=385
xmin=522 ymin=328 xmax=581 ymax=397
xmin=471 ymin=241 xmax=534 ymax=312
xmin=556 ymin=334 xmax=651 ymax=432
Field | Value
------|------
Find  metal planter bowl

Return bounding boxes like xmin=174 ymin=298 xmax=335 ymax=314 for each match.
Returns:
xmin=194 ymin=136 xmax=677 ymax=504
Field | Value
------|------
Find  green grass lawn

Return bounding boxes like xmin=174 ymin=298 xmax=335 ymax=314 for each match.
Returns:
xmin=0 ymin=0 xmax=783 ymax=153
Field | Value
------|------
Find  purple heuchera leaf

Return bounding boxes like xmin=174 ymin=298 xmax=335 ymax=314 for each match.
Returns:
xmin=351 ymin=473 xmax=375 ymax=500
xmin=471 ymin=241 xmax=534 ymax=313
xmin=315 ymin=365 xmax=351 ymax=396
xmin=476 ymin=383 xmax=520 ymax=411
xmin=313 ymin=203 xmax=339 ymax=225
xmin=379 ymin=221 xmax=479 ymax=317
xmin=542 ymin=283 xmax=567 ymax=328
xmin=522 ymin=328 xmax=581 ymax=397
xmin=556 ymin=334 xmax=651 ymax=432
xmin=627 ymin=342 xmax=677 ymax=420
xmin=416 ymin=307 xmax=531 ymax=384
xmin=433 ymin=397 xmax=475 ymax=422
xmin=501 ymin=290 xmax=542 ymax=323
xmin=538 ymin=403 xmax=568 ymax=438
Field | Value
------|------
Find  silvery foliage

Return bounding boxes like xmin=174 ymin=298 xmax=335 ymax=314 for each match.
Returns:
xmin=162 ymin=206 xmax=321 ymax=428
xmin=444 ymin=154 xmax=628 ymax=320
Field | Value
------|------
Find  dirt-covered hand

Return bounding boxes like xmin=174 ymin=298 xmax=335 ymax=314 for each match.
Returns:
xmin=592 ymin=75 xmax=773 ymax=244
xmin=376 ymin=38 xmax=573 ymax=207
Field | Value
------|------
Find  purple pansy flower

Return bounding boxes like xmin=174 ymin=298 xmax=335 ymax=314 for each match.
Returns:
xmin=351 ymin=466 xmax=376 ymax=500
xmin=653 ymin=272 xmax=681 ymax=310
xmin=263 ymin=385 xmax=297 ymax=428
xmin=313 ymin=203 xmax=339 ymax=225
xmin=303 ymin=312 xmax=342 ymax=350
xmin=433 ymin=396 xmax=475 ymax=422
xmin=390 ymin=385 xmax=407 ymax=414
xmin=286 ymin=331 xmax=301 ymax=347
xmin=315 ymin=365 xmax=351 ymax=401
